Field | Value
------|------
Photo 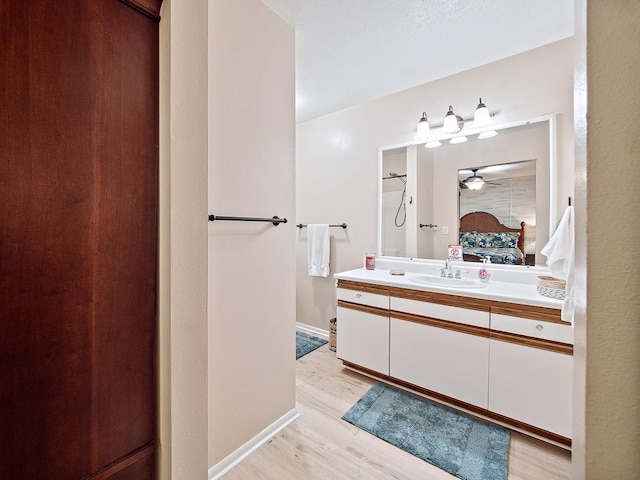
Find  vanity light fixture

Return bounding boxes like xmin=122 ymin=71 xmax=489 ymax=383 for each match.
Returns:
xmin=416 ymin=99 xmax=495 ymax=146
xmin=473 ymin=98 xmax=492 ymax=127
xmin=416 ymin=112 xmax=430 ymax=137
xmin=443 ymin=105 xmax=464 ymax=134
xmin=449 ymin=136 xmax=468 ymax=144
xmin=478 ymin=130 xmax=498 ymax=139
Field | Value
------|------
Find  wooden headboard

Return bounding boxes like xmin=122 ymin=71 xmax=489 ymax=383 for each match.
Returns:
xmin=459 ymin=211 xmax=525 ymax=253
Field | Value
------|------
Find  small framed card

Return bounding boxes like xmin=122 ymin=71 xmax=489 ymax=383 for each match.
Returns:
xmin=448 ymin=244 xmax=463 ymax=260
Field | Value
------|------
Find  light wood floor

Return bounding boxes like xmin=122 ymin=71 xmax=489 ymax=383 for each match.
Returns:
xmin=223 ymin=343 xmax=571 ymax=479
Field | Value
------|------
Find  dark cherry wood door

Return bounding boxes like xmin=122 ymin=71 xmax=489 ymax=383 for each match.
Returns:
xmin=0 ymin=1 xmax=160 ymax=478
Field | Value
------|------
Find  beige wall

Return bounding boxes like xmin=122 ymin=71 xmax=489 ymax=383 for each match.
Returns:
xmin=159 ymin=1 xmax=209 ymax=478
xmin=296 ymin=38 xmax=574 ymax=331
xmin=416 ymin=147 xmax=435 ymax=258
xmin=573 ymin=1 xmax=640 ymax=478
xmin=159 ymin=0 xmax=294 ymax=477
xmin=207 ymin=0 xmax=296 ymax=467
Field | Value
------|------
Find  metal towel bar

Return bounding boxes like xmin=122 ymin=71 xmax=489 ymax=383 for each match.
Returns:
xmin=208 ymin=215 xmax=287 ymax=226
xmin=296 ymin=223 xmax=347 ymax=229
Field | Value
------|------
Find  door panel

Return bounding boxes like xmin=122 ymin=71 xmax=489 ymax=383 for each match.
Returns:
xmin=0 ymin=1 xmax=158 ymax=478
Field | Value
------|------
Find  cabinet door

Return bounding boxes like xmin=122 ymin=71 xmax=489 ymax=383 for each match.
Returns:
xmin=337 ymin=306 xmax=389 ymax=375
xmin=489 ymin=339 xmax=573 ymax=438
xmin=390 ymin=319 xmax=489 ymax=408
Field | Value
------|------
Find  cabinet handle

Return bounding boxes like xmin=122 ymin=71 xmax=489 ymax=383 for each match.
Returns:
xmin=356 ymin=293 xmax=362 ymax=298
xmin=536 ymin=324 xmax=544 ymax=331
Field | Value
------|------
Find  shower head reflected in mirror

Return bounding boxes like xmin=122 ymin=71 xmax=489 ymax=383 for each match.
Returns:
xmin=388 ymin=172 xmax=407 ymax=184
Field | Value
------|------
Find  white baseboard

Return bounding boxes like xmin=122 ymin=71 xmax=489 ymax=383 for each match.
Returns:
xmin=208 ymin=408 xmax=300 ymax=480
xmin=296 ymin=322 xmax=330 ymax=339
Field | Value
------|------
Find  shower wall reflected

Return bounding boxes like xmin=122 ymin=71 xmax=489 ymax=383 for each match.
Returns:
xmin=381 ymin=148 xmax=407 ymax=257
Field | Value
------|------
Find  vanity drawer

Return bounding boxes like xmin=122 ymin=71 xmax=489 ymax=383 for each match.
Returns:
xmin=491 ymin=313 xmax=573 ymax=345
xmin=337 ymin=288 xmax=389 ymax=310
xmin=390 ymin=297 xmax=489 ymax=328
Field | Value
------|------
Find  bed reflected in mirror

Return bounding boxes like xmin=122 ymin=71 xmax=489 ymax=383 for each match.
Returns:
xmin=458 ymin=160 xmax=536 ymax=266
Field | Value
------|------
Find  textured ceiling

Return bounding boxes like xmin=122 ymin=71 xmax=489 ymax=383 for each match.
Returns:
xmin=261 ymin=0 xmax=574 ymax=123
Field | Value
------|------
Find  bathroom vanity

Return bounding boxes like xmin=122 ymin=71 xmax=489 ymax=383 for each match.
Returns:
xmin=335 ymin=259 xmax=572 ymax=447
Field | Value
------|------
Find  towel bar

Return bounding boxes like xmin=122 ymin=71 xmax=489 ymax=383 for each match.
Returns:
xmin=208 ymin=215 xmax=287 ymax=226
xmin=296 ymin=223 xmax=347 ymax=229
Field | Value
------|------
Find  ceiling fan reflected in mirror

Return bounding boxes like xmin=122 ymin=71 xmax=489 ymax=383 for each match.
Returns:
xmin=459 ymin=168 xmax=500 ymax=190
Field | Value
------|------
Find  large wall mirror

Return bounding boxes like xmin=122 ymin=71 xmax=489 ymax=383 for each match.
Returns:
xmin=378 ymin=116 xmax=557 ymax=266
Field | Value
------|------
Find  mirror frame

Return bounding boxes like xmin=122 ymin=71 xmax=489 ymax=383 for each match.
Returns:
xmin=377 ymin=114 xmax=558 ymax=263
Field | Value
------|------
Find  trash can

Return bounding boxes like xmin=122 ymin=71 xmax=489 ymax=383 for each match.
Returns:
xmin=329 ymin=317 xmax=337 ymax=352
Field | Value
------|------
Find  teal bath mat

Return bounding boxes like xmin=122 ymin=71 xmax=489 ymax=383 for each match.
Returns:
xmin=343 ymin=383 xmax=510 ymax=480
xmin=296 ymin=331 xmax=327 ymax=360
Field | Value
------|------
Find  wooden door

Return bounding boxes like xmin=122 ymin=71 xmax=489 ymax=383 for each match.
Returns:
xmin=0 ymin=1 xmax=160 ymax=478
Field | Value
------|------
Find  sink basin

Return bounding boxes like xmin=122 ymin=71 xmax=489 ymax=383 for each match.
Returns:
xmin=410 ymin=275 xmax=486 ymax=288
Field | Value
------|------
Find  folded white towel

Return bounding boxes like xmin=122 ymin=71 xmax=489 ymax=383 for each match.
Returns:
xmin=307 ymin=224 xmax=330 ymax=277
xmin=541 ymin=206 xmax=575 ymax=323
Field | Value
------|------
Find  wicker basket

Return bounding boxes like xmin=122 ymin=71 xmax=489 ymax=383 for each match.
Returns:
xmin=329 ymin=318 xmax=337 ymax=352
xmin=537 ymin=275 xmax=566 ymax=300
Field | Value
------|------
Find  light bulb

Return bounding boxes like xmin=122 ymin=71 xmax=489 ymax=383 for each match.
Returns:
xmin=416 ymin=112 xmax=430 ymax=137
xmin=425 ymin=140 xmax=441 ymax=148
xmin=467 ymin=179 xmax=484 ymax=190
xmin=478 ymin=130 xmax=498 ymax=139
xmin=449 ymin=136 xmax=468 ymax=144
xmin=443 ymin=106 xmax=462 ymax=134
xmin=474 ymin=98 xmax=492 ymax=127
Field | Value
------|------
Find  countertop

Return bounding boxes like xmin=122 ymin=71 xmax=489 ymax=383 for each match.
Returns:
xmin=334 ymin=265 xmax=564 ymax=310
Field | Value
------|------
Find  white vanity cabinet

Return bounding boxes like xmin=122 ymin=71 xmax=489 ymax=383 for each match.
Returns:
xmin=390 ymin=318 xmax=489 ymax=408
xmin=336 ymin=281 xmax=390 ymax=375
xmin=488 ymin=310 xmax=574 ymax=438
xmin=334 ymin=278 xmax=573 ymax=447
xmin=389 ymin=292 xmax=491 ymax=408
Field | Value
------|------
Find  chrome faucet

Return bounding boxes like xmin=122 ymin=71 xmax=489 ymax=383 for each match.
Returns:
xmin=443 ymin=259 xmax=454 ymax=278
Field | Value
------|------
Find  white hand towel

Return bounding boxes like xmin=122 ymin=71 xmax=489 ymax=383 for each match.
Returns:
xmin=541 ymin=206 xmax=575 ymax=323
xmin=307 ymin=224 xmax=330 ymax=277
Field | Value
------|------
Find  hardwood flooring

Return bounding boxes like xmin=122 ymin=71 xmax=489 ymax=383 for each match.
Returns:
xmin=223 ymin=343 xmax=571 ymax=479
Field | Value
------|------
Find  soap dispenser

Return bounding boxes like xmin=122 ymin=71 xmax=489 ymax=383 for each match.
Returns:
xmin=478 ymin=258 xmax=491 ymax=283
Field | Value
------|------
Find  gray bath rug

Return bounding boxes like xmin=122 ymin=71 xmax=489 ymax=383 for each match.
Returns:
xmin=342 ymin=383 xmax=510 ymax=480
xmin=296 ymin=331 xmax=327 ymax=360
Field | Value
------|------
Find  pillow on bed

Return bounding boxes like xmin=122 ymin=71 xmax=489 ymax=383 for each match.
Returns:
xmin=459 ymin=231 xmax=480 ymax=247
xmin=460 ymin=231 xmax=520 ymax=248
xmin=476 ymin=232 xmax=520 ymax=248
